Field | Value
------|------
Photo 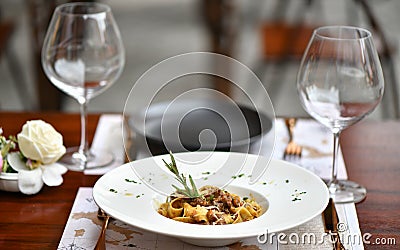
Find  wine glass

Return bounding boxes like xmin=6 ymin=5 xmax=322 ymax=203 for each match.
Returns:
xmin=42 ymin=2 xmax=125 ymax=171
xmin=297 ymin=26 xmax=384 ymax=203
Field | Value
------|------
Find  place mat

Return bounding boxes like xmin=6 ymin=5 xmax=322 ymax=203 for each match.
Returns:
xmin=58 ymin=187 xmax=332 ymax=250
xmin=58 ymin=117 xmax=363 ymax=249
xmin=271 ymin=119 xmax=363 ymax=250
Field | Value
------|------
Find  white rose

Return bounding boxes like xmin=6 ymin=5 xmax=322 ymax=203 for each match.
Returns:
xmin=17 ymin=120 xmax=66 ymax=165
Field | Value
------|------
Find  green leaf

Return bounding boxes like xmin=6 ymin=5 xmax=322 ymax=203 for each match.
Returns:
xmin=163 ymin=151 xmax=201 ymax=198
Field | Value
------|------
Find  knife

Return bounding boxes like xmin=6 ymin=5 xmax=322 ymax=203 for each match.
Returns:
xmin=322 ymin=198 xmax=345 ymax=250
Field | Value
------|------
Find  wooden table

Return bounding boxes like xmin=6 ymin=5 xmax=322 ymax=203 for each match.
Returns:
xmin=341 ymin=120 xmax=399 ymax=249
xmin=0 ymin=112 xmax=398 ymax=249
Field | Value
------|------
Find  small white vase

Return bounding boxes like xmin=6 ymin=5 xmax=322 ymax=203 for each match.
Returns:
xmin=0 ymin=172 xmax=19 ymax=192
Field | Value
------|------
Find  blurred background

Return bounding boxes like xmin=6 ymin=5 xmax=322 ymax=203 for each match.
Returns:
xmin=0 ymin=0 xmax=399 ymax=119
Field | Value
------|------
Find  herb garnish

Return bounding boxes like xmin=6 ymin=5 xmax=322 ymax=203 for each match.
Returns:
xmin=291 ymin=190 xmax=307 ymax=201
xmin=232 ymin=173 xmax=245 ymax=179
xmin=125 ymin=178 xmax=138 ymax=183
xmin=163 ymin=152 xmax=201 ymax=198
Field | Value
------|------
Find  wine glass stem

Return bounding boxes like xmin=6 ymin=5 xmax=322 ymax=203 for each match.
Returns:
xmin=329 ymin=131 xmax=341 ymax=190
xmin=78 ymin=100 xmax=89 ymax=163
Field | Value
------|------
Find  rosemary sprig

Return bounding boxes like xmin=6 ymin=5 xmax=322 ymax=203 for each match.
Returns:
xmin=162 ymin=151 xmax=201 ymax=198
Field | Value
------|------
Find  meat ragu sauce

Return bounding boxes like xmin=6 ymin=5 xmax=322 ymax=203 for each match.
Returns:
xmin=158 ymin=185 xmax=262 ymax=225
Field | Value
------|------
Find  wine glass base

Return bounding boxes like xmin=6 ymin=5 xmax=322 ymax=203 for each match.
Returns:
xmin=59 ymin=147 xmax=114 ymax=171
xmin=325 ymin=179 xmax=367 ymax=204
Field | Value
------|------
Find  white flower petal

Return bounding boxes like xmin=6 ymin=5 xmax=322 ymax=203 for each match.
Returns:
xmin=18 ymin=168 xmax=43 ymax=195
xmin=7 ymin=152 xmax=27 ymax=172
xmin=52 ymin=163 xmax=68 ymax=175
xmin=41 ymin=163 xmax=67 ymax=186
xmin=17 ymin=134 xmax=43 ymax=160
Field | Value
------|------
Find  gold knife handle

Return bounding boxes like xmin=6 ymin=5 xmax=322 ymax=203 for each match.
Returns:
xmin=323 ymin=199 xmax=346 ymax=249
xmin=331 ymin=200 xmax=345 ymax=250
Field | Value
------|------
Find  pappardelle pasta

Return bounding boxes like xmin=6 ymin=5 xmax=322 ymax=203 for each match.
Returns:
xmin=158 ymin=185 xmax=262 ymax=225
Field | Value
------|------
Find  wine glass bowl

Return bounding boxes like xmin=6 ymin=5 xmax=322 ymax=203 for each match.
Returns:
xmin=297 ymin=26 xmax=384 ymax=203
xmin=42 ymin=2 xmax=125 ymax=171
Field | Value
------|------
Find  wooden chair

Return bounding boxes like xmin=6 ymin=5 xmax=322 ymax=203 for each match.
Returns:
xmin=27 ymin=0 xmax=62 ymax=110
xmin=0 ymin=18 xmax=37 ymax=110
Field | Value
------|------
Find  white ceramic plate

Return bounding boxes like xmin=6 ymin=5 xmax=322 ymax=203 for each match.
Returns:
xmin=93 ymin=152 xmax=329 ymax=247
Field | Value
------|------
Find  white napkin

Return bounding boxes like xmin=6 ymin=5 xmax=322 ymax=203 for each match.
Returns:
xmin=270 ymin=119 xmax=347 ymax=180
xmin=84 ymin=114 xmax=127 ymax=175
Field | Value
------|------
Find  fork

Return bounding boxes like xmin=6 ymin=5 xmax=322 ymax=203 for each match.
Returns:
xmin=283 ymin=118 xmax=302 ymax=159
xmin=94 ymin=208 xmax=110 ymax=250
